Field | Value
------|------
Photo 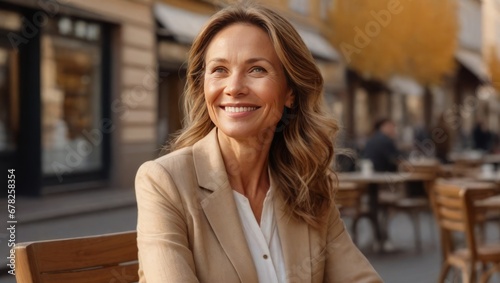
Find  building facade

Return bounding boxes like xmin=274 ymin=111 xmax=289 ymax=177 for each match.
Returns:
xmin=0 ymin=0 xmax=157 ymax=195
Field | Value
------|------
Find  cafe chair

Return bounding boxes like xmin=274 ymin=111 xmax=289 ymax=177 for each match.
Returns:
xmin=389 ymin=192 xmax=430 ymax=252
xmin=429 ymin=181 xmax=500 ymax=283
xmin=335 ymin=182 xmax=370 ymax=245
xmin=15 ymin=231 xmax=138 ymax=283
xmin=385 ymin=162 xmax=439 ymax=252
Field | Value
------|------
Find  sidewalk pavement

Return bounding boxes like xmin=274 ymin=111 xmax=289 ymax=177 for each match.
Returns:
xmin=11 ymin=187 xmax=137 ymax=224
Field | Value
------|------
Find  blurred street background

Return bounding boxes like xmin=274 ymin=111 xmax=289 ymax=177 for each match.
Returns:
xmin=0 ymin=0 xmax=500 ymax=282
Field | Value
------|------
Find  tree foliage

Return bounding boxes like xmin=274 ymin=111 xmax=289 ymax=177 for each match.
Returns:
xmin=489 ymin=47 xmax=500 ymax=92
xmin=329 ymin=0 xmax=458 ymax=85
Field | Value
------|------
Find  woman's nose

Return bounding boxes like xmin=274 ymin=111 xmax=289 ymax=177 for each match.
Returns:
xmin=224 ymin=73 xmax=248 ymax=97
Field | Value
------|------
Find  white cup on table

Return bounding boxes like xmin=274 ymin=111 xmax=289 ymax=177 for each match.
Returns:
xmin=481 ymin=164 xmax=494 ymax=177
xmin=360 ymin=159 xmax=373 ymax=176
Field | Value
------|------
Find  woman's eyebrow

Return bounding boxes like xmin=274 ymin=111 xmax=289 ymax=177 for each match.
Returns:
xmin=206 ymin=57 xmax=228 ymax=64
xmin=206 ymin=57 xmax=273 ymax=65
xmin=246 ymin=57 xmax=273 ymax=65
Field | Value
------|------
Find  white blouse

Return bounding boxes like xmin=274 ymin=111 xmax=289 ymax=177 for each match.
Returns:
xmin=232 ymin=186 xmax=286 ymax=283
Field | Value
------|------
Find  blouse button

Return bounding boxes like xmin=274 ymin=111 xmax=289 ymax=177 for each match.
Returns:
xmin=263 ymin=254 xmax=268 ymax=259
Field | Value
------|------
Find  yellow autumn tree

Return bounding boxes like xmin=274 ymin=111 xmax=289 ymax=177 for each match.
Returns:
xmin=329 ymin=0 xmax=458 ymax=85
xmin=489 ymin=47 xmax=500 ymax=92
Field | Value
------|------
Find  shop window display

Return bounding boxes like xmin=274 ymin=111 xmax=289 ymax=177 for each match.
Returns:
xmin=41 ymin=17 xmax=103 ymax=176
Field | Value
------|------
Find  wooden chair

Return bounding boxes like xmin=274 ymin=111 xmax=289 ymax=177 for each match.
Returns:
xmin=429 ymin=181 xmax=500 ymax=283
xmin=336 ymin=182 xmax=370 ymax=244
xmin=386 ymin=163 xmax=439 ymax=252
xmin=15 ymin=231 xmax=138 ymax=283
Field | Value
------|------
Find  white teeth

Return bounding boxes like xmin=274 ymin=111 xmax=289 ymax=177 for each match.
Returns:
xmin=224 ymin=106 xmax=257 ymax=113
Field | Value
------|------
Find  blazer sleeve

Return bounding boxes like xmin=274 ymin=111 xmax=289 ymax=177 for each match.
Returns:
xmin=323 ymin=205 xmax=383 ymax=282
xmin=135 ymin=161 xmax=199 ymax=283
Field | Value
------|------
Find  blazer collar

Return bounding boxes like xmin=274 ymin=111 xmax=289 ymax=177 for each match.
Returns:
xmin=193 ymin=127 xmax=228 ymax=192
xmin=193 ymin=128 xmax=259 ymax=283
xmin=193 ymin=128 xmax=312 ymax=283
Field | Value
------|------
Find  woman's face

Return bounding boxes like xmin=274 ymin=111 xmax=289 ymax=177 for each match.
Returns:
xmin=204 ymin=23 xmax=293 ymax=141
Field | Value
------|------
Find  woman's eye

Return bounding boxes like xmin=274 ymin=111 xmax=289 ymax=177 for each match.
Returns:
xmin=212 ymin=67 xmax=226 ymax=73
xmin=251 ymin=67 xmax=266 ymax=73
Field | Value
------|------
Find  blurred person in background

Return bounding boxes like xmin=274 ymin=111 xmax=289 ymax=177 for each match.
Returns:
xmin=135 ymin=3 xmax=382 ymax=283
xmin=362 ymin=118 xmax=400 ymax=172
xmin=432 ymin=113 xmax=453 ymax=163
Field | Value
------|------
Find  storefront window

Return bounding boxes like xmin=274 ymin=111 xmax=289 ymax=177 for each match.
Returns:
xmin=158 ymin=71 xmax=185 ymax=146
xmin=0 ymin=46 xmax=19 ymax=152
xmin=0 ymin=10 xmax=20 ymax=153
xmin=41 ymin=17 xmax=103 ymax=176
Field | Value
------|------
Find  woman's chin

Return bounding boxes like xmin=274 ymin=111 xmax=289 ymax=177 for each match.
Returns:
xmin=217 ymin=125 xmax=277 ymax=144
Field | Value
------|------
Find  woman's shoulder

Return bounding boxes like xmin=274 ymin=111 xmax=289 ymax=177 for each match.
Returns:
xmin=135 ymin=146 xmax=200 ymax=203
xmin=138 ymin=146 xmax=195 ymax=177
xmin=157 ymin=146 xmax=194 ymax=165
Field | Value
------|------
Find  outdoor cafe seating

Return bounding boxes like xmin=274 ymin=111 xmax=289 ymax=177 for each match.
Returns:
xmin=337 ymin=160 xmax=438 ymax=252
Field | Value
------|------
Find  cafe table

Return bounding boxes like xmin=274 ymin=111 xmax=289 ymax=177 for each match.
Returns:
xmin=484 ymin=153 xmax=500 ymax=165
xmin=337 ymin=171 xmax=436 ymax=251
xmin=473 ymin=173 xmax=500 ymax=184
xmin=476 ymin=195 xmax=500 ymax=210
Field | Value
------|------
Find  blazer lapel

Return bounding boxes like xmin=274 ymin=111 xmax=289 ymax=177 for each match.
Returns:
xmin=274 ymin=186 xmax=312 ymax=283
xmin=193 ymin=128 xmax=259 ymax=283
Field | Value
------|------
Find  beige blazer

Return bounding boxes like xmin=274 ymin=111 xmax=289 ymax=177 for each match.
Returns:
xmin=135 ymin=128 xmax=382 ymax=283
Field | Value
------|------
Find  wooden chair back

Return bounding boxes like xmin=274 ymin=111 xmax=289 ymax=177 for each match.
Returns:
xmin=15 ymin=231 xmax=138 ymax=283
xmin=430 ymin=181 xmax=498 ymax=267
xmin=430 ymin=182 xmax=473 ymax=257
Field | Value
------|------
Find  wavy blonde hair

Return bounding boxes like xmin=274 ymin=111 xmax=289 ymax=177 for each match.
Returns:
xmin=169 ymin=3 xmax=339 ymax=228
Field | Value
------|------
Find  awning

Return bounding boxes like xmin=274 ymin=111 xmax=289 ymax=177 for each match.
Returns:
xmin=293 ymin=26 xmax=340 ymax=61
xmin=388 ymin=75 xmax=424 ymax=96
xmin=154 ymin=3 xmax=340 ymax=61
xmin=154 ymin=3 xmax=210 ymax=45
xmin=455 ymin=48 xmax=490 ymax=83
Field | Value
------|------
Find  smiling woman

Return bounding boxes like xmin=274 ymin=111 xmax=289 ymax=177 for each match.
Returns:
xmin=135 ymin=2 xmax=382 ymax=283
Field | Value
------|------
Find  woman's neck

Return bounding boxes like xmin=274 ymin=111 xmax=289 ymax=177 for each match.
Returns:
xmin=217 ymin=131 xmax=272 ymax=199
